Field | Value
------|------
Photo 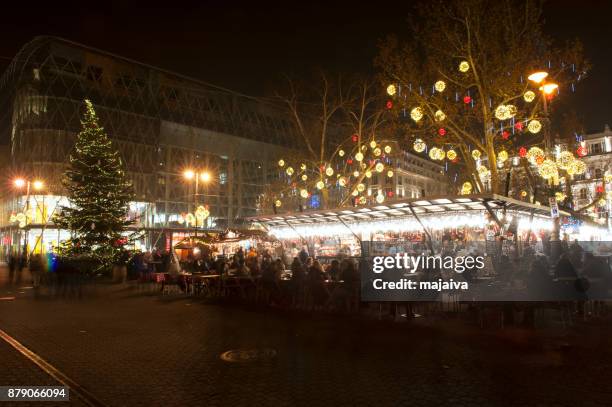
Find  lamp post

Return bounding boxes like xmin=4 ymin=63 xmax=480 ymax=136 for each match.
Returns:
xmin=183 ymin=169 xmax=212 ymax=237
xmin=528 ymin=71 xmax=561 ymax=260
xmin=13 ymin=177 xmax=45 ymax=258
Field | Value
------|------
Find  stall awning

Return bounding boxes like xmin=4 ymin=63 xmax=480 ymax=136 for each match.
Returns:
xmin=247 ymin=194 xmax=567 ymax=226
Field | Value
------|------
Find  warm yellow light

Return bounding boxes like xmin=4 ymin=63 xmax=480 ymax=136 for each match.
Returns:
xmin=387 ymin=170 xmax=394 ymax=178
xmin=538 ymin=159 xmax=558 ymax=180
xmin=471 ymin=149 xmax=481 ymax=160
xmin=33 ymin=180 xmax=44 ymax=191
xmin=14 ymin=178 xmax=26 ymax=188
xmin=498 ymin=150 xmax=508 ymax=163
xmin=528 ymin=71 xmax=548 ymax=84
xmin=286 ymin=167 xmax=294 ymax=176
xmin=365 ymin=170 xmax=372 ymax=178
xmin=370 ymin=140 xmax=377 ymax=149
xmin=413 ymin=139 xmax=426 ymax=153
xmin=410 ymin=107 xmax=423 ymax=122
xmin=358 ymin=196 xmax=366 ymax=205
xmin=446 ymin=149 xmax=457 ymax=160
xmin=434 ymin=80 xmax=446 ymax=92
xmin=355 ymin=152 xmax=364 ymax=162
xmin=300 ymin=163 xmax=307 ymax=170
xmin=434 ymin=110 xmax=446 ymax=122
xmin=300 ymin=189 xmax=309 ymax=198
xmin=461 ymin=182 xmax=472 ymax=195
xmin=275 ymin=200 xmax=282 ymax=207
xmin=338 ymin=150 xmax=345 ymax=157
xmin=458 ymin=61 xmax=470 ymax=72
xmin=301 ymin=174 xmax=308 ymax=181
xmin=386 ymin=84 xmax=397 ymax=96
xmin=278 ymin=159 xmax=285 ymax=167
xmin=351 ymin=189 xmax=359 ymax=196
xmin=376 ymin=194 xmax=385 ymax=203
xmin=316 ymin=181 xmax=325 ymax=190
xmin=528 ymin=120 xmax=542 ymax=134
xmin=183 ymin=170 xmax=195 ymax=180
xmin=200 ymin=172 xmax=211 ymax=182
xmin=384 ymin=145 xmax=392 ymax=154
xmin=357 ymin=183 xmax=366 ymax=192
xmin=325 ymin=167 xmax=334 ymax=177
xmin=373 ymin=147 xmax=382 ymax=157
xmin=338 ymin=177 xmax=347 ymax=186
xmin=523 ymin=90 xmax=536 ymax=102
xmin=375 ymin=163 xmax=384 ymax=173
xmin=556 ymin=151 xmax=574 ymax=170
xmin=540 ymin=83 xmax=559 ymax=95
xmin=353 ymin=170 xmax=360 ymax=177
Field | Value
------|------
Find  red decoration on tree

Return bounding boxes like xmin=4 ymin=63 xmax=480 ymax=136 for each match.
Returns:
xmin=515 ymin=122 xmax=523 ymax=131
xmin=385 ymin=100 xmax=393 ymax=109
xmin=576 ymin=146 xmax=587 ymax=157
xmin=351 ymin=134 xmax=358 ymax=142
xmin=536 ymin=156 xmax=544 ymax=165
xmin=438 ymin=128 xmax=446 ymax=136
xmin=347 ymin=158 xmax=353 ymax=164
xmin=596 ymin=185 xmax=604 ymax=194
xmin=519 ymin=147 xmax=527 ymax=158
xmin=387 ymin=191 xmax=394 ymax=197
xmin=463 ymin=95 xmax=471 ymax=104
xmin=452 ymin=157 xmax=459 ymax=163
xmin=502 ymin=131 xmax=510 ymax=140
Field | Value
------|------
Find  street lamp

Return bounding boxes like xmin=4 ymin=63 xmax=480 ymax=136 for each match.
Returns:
xmin=528 ymin=71 xmax=548 ymax=84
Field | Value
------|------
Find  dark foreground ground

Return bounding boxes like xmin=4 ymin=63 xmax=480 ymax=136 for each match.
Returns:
xmin=1 ymin=267 xmax=612 ymax=407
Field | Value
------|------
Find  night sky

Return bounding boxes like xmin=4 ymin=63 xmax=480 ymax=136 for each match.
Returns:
xmin=0 ymin=0 xmax=610 ymax=132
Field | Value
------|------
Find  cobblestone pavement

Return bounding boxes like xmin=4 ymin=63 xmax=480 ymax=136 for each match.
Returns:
xmin=1 ymin=268 xmax=612 ymax=406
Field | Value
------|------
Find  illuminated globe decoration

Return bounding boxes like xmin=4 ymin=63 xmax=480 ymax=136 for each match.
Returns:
xmin=528 ymin=120 xmax=542 ymax=134
xmin=357 ymin=183 xmax=366 ymax=192
xmin=387 ymin=170 xmax=394 ymax=178
xmin=376 ymin=193 xmax=385 ymax=203
xmin=567 ymin=159 xmax=586 ymax=176
xmin=471 ymin=149 xmax=481 ymax=160
xmin=375 ymin=163 xmax=384 ymax=173
xmin=365 ymin=170 xmax=372 ymax=178
xmin=286 ymin=167 xmax=294 ymax=176
xmin=373 ymin=147 xmax=382 ymax=157
xmin=555 ymin=192 xmax=566 ymax=202
xmin=527 ymin=147 xmax=544 ymax=165
xmin=351 ymin=189 xmax=359 ymax=197
xmin=477 ymin=165 xmax=490 ymax=178
xmin=316 ymin=180 xmax=325 ymax=190
xmin=353 ymin=170 xmax=360 ymax=177
xmin=434 ymin=110 xmax=446 ymax=122
xmin=497 ymin=150 xmax=509 ymax=163
xmin=446 ymin=149 xmax=457 ymax=160
xmin=338 ymin=177 xmax=347 ymax=187
xmin=275 ymin=200 xmax=282 ymax=207
xmin=410 ymin=107 xmax=424 ymax=122
xmin=494 ymin=104 xmax=517 ymax=120
xmin=523 ymin=90 xmax=536 ymax=102
xmin=538 ymin=159 xmax=558 ymax=180
xmin=413 ymin=139 xmax=426 ymax=153
xmin=576 ymin=146 xmax=587 ymax=157
xmin=434 ymin=80 xmax=446 ymax=92
xmin=301 ymin=174 xmax=308 ymax=181
xmin=429 ymin=147 xmax=445 ymax=161
xmin=387 ymin=84 xmax=396 ymax=96
xmin=325 ymin=167 xmax=334 ymax=177
xmin=300 ymin=163 xmax=307 ymax=170
xmin=556 ymin=151 xmax=574 ymax=170
xmin=338 ymin=150 xmax=345 ymax=157
xmin=358 ymin=196 xmax=367 ymax=205
xmin=458 ymin=61 xmax=470 ymax=72
xmin=278 ymin=159 xmax=285 ymax=167
xmin=384 ymin=145 xmax=392 ymax=154
xmin=461 ymin=182 xmax=472 ymax=195
xmin=370 ymin=140 xmax=377 ymax=148
xmin=597 ymin=198 xmax=607 ymax=207
xmin=355 ymin=152 xmax=364 ymax=162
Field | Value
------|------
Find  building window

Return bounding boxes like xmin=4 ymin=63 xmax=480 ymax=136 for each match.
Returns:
xmin=595 ymin=168 xmax=602 ymax=179
xmin=590 ymin=142 xmax=603 ymax=154
xmin=579 ymin=188 xmax=587 ymax=199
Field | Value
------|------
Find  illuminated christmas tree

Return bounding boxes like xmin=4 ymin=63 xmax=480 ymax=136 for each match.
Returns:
xmin=55 ymin=100 xmax=134 ymax=268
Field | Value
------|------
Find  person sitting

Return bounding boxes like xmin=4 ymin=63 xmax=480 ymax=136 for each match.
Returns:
xmin=327 ymin=260 xmax=340 ymax=282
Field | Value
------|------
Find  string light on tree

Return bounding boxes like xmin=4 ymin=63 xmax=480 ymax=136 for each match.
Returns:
xmin=434 ymin=80 xmax=446 ymax=92
xmin=413 ymin=139 xmax=426 ymax=153
xmin=528 ymin=120 xmax=542 ymax=134
xmin=387 ymin=84 xmax=397 ymax=96
xmin=410 ymin=107 xmax=424 ymax=122
xmin=471 ymin=149 xmax=482 ymax=160
xmin=458 ymin=61 xmax=470 ymax=72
